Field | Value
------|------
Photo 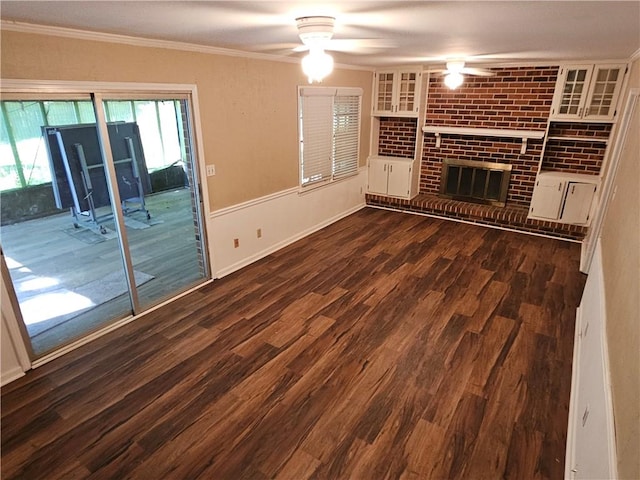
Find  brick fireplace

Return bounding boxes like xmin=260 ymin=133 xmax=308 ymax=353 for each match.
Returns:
xmin=421 ymin=66 xmax=556 ymax=207
xmin=366 ymin=66 xmax=608 ymax=241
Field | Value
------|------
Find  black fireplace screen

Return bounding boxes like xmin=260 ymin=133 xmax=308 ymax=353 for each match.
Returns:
xmin=440 ymin=159 xmax=512 ymax=207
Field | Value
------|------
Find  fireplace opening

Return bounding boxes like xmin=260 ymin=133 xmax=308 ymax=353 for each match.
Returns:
xmin=440 ymin=158 xmax=512 ymax=207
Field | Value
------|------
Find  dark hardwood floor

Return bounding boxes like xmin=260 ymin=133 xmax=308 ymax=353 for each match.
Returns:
xmin=1 ymin=207 xmax=586 ymax=479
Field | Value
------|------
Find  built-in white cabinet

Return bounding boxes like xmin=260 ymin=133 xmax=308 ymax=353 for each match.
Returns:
xmin=373 ymin=69 xmax=422 ymax=117
xmin=529 ymin=172 xmax=598 ymax=225
xmin=529 ymin=174 xmax=567 ymax=219
xmin=551 ymin=64 xmax=627 ymax=121
xmin=367 ymin=156 xmax=418 ymax=199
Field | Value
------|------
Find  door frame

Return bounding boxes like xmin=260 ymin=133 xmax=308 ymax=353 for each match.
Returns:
xmin=0 ymin=79 xmax=213 ymax=368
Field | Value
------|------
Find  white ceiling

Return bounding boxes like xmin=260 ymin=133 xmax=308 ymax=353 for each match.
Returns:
xmin=1 ymin=1 xmax=639 ymax=68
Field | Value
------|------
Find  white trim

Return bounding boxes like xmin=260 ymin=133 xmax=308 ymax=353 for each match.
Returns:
xmin=0 ymin=20 xmax=372 ymax=72
xmin=566 ymin=302 xmax=582 ymax=480
xmin=1 ymin=258 xmax=33 ymax=370
xmin=422 ymin=125 xmax=545 ymax=154
xmin=2 ymin=305 xmax=32 ymax=371
xmin=565 ymin=240 xmax=618 ymax=479
xmin=1 ymin=78 xmax=201 ymax=94
xmin=424 ymin=59 xmax=633 ymax=71
xmin=187 ymin=83 xmax=213 ymax=275
xmin=600 ymin=289 xmax=619 ymax=480
xmin=0 ymin=366 xmax=25 ymax=386
xmin=421 ymin=125 xmax=545 ymax=139
xmin=209 ymin=169 xmax=367 ymax=278
xmin=214 ymin=204 xmax=365 ymax=278
xmin=631 ymin=47 xmax=640 ymax=62
xmin=581 ymin=88 xmax=639 ymax=272
xmin=211 ymin=187 xmax=299 ymax=218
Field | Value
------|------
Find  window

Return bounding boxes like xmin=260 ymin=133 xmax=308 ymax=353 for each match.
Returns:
xmin=298 ymin=87 xmax=362 ymax=188
xmin=0 ymin=99 xmax=185 ymax=191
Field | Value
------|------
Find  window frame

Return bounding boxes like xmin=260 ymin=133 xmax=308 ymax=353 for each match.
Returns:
xmin=298 ymin=86 xmax=363 ymax=190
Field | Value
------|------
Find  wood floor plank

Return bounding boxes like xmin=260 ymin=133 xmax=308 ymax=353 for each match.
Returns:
xmin=1 ymin=208 xmax=586 ymax=479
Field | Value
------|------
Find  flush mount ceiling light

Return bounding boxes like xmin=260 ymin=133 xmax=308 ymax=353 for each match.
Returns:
xmin=296 ymin=16 xmax=335 ymax=83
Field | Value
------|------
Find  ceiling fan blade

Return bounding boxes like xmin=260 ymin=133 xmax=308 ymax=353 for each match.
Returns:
xmin=461 ymin=67 xmax=496 ymax=76
xmin=251 ymin=42 xmax=301 ymax=53
xmin=325 ymin=38 xmax=396 ymax=53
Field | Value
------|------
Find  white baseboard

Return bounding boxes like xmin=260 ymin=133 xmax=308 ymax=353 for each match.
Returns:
xmin=565 ymin=240 xmax=617 ymax=479
xmin=1 ymin=366 xmax=25 ymax=386
xmin=208 ymin=170 xmax=367 ymax=278
xmin=214 ymin=204 xmax=364 ymax=278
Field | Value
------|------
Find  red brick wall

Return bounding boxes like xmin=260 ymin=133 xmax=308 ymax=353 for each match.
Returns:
xmin=420 ymin=137 xmax=543 ymax=207
xmin=421 ymin=66 xmax=558 ymax=207
xmin=542 ymin=122 xmax=611 ymax=174
xmin=378 ymin=117 xmax=417 ymax=158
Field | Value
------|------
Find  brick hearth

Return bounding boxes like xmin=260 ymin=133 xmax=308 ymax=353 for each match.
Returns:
xmin=366 ymin=193 xmax=587 ymax=241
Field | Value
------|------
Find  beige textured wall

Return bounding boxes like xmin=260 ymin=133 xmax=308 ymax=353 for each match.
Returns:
xmin=0 ymin=29 xmax=372 ymax=210
xmin=600 ymin=58 xmax=640 ymax=480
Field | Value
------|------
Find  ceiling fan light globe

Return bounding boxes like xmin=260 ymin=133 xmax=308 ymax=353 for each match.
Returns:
xmin=444 ymin=72 xmax=464 ymax=89
xmin=302 ymin=49 xmax=334 ymax=83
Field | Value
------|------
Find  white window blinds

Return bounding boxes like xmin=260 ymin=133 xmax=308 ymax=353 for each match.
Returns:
xmin=299 ymin=87 xmax=362 ymax=188
xmin=300 ymin=95 xmax=333 ymax=186
xmin=333 ymin=94 xmax=360 ymax=180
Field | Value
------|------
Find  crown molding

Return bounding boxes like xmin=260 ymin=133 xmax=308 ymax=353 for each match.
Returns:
xmin=631 ymin=47 xmax=640 ymax=62
xmin=0 ymin=20 xmax=372 ymax=72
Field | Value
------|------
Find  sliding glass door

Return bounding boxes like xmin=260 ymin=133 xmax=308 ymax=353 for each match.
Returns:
xmin=0 ymin=88 xmax=209 ymax=357
xmin=96 ymin=94 xmax=208 ymax=311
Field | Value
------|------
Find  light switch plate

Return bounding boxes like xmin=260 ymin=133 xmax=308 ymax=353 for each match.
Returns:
xmin=206 ymin=165 xmax=216 ymax=176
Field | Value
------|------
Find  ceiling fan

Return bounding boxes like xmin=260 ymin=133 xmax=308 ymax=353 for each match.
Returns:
xmin=252 ymin=14 xmax=393 ymax=83
xmin=433 ymin=60 xmax=496 ymax=89
xmin=292 ymin=16 xmax=394 ymax=54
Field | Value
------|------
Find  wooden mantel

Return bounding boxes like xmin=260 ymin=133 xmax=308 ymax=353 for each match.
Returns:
xmin=422 ymin=125 xmax=545 ymax=154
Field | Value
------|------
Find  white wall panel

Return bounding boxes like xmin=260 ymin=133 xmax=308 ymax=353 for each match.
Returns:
xmin=209 ymin=170 xmax=366 ymax=278
xmin=566 ymin=240 xmax=617 ymax=479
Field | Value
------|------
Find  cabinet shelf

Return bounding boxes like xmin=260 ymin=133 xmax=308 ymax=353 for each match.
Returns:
xmin=422 ymin=126 xmax=545 ymax=154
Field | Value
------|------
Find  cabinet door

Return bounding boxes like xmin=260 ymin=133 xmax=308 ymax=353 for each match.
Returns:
xmin=373 ymin=71 xmax=395 ymax=115
xmin=368 ymin=159 xmax=389 ymax=194
xmin=551 ymin=65 xmax=593 ymax=119
xmin=560 ymin=182 xmax=596 ymax=224
xmin=584 ymin=64 xmax=626 ymax=121
xmin=387 ymin=161 xmax=412 ymax=198
xmin=395 ymin=71 xmax=421 ymax=115
xmin=529 ymin=176 xmax=566 ymax=219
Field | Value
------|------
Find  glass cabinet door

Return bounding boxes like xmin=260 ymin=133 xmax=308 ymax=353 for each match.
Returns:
xmin=584 ymin=65 xmax=626 ymax=120
xmin=375 ymin=72 xmax=395 ymax=113
xmin=552 ymin=63 xmax=626 ymax=121
xmin=373 ymin=70 xmax=421 ymax=116
xmin=396 ymin=72 xmax=419 ymax=114
xmin=557 ymin=66 xmax=592 ymax=117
